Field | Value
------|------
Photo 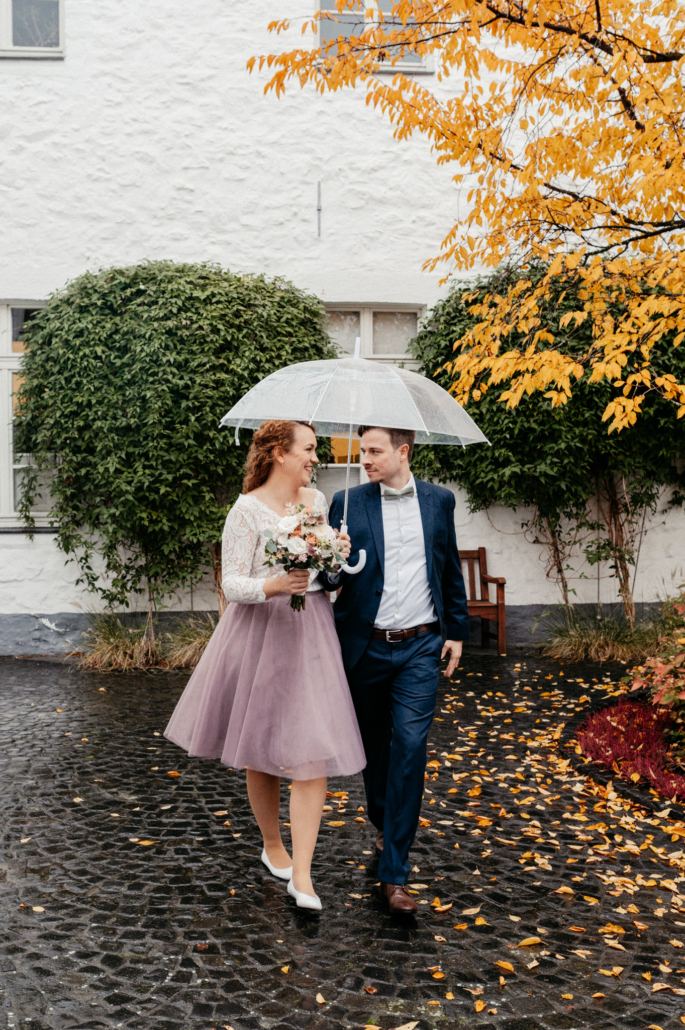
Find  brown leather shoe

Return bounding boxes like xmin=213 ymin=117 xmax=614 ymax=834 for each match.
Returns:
xmin=376 ymin=831 xmax=384 ymax=852
xmin=380 ymin=882 xmax=418 ymax=914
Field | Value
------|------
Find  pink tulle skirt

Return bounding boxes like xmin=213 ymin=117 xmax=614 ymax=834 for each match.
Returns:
xmin=164 ymin=590 xmax=366 ymax=780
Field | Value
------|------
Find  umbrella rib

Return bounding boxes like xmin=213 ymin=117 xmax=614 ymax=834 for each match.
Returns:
xmin=387 ymin=365 xmax=429 ymax=435
xmin=307 ymin=361 xmax=344 ymax=428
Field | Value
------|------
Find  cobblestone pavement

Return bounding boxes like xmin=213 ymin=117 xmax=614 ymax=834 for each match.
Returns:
xmin=2 ymin=653 xmax=685 ymax=1030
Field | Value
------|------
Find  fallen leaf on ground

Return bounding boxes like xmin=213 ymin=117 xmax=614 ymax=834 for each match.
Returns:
xmin=495 ymin=961 xmax=514 ymax=973
xmin=475 ymin=1000 xmax=486 ymax=1011
xmin=166 ymin=771 xmax=180 ymax=777
xmin=583 ymin=895 xmax=600 ymax=905
xmin=434 ymin=902 xmax=453 ymax=912
xmin=643 ymin=972 xmax=652 ymax=982
xmin=315 ymin=993 xmax=325 ymax=1005
xmin=281 ymin=965 xmax=289 ymax=974
xmin=73 ymin=797 xmax=83 ymax=803
xmin=454 ymin=923 xmax=467 ymax=930
xmin=432 ymin=971 xmax=445 ymax=979
xmin=554 ymin=886 xmax=574 ymax=894
xmin=475 ymin=916 xmax=489 ymax=926
xmin=31 ymin=906 xmax=44 ymax=912
xmin=462 ymin=904 xmax=481 ymax=915
xmin=434 ymin=935 xmax=446 ymax=942
xmin=509 ymin=914 xmax=521 ymax=922
xmin=364 ymin=985 xmax=377 ymax=994
xmin=327 ymin=821 xmax=346 ymax=827
xmin=517 ymin=937 xmax=543 ymax=947
xmin=137 ymin=840 xmax=157 ymax=846
xmin=592 ymin=992 xmax=604 ymax=998
xmin=598 ymin=923 xmax=625 ymax=934
xmin=652 ymin=983 xmax=671 ymax=992
xmin=671 ymin=940 xmax=685 ymax=948
xmin=569 ymin=926 xmax=586 ymax=932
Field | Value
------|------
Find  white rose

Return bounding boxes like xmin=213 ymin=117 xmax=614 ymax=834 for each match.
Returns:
xmin=314 ymin=524 xmax=337 ymax=545
xmin=276 ymin=514 xmax=300 ymax=535
xmin=287 ymin=536 xmax=308 ymax=555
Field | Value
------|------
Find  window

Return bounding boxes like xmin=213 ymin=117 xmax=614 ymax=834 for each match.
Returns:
xmin=1 ymin=0 xmax=63 ymax=58
xmin=326 ymin=304 xmax=421 ymax=362
xmin=319 ymin=0 xmax=430 ymax=73
xmin=0 ymin=302 xmax=51 ymax=526
xmin=324 ymin=302 xmax=422 ymax=469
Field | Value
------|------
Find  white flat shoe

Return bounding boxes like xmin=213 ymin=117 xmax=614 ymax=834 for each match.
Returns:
xmin=287 ymin=879 xmax=322 ymax=911
xmin=261 ymin=849 xmax=293 ymax=881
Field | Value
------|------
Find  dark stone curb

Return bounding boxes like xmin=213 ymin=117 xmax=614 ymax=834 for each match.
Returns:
xmin=558 ymin=686 xmax=685 ymax=821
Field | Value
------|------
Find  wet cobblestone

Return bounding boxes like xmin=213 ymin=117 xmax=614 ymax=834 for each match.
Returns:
xmin=1 ymin=653 xmax=684 ymax=1029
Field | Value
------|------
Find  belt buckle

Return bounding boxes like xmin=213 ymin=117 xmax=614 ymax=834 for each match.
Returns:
xmin=385 ymin=629 xmax=402 ymax=643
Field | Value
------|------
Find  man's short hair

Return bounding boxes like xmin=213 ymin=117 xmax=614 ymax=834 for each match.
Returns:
xmin=358 ymin=425 xmax=415 ymax=461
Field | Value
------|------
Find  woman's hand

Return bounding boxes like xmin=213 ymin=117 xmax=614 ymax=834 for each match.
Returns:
xmin=264 ymin=568 xmax=311 ymax=598
xmin=337 ymin=530 xmax=351 ymax=562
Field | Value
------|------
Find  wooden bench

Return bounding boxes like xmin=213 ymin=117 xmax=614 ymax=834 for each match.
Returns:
xmin=459 ymin=547 xmax=507 ymax=655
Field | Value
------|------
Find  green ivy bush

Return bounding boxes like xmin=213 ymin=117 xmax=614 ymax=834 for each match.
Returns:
xmin=410 ymin=264 xmax=685 ymax=622
xmin=15 ymin=261 xmax=335 ymax=612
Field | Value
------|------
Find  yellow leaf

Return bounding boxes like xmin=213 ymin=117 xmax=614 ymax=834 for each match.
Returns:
xmin=326 ymin=821 xmax=346 ymax=827
xmin=495 ymin=961 xmax=514 ymax=973
xmin=475 ymin=1000 xmax=486 ymax=1011
xmin=462 ymin=904 xmax=481 ymax=915
xmin=454 ymin=923 xmax=467 ymax=930
xmin=554 ymin=886 xmax=574 ymax=894
xmin=432 ymin=971 xmax=445 ymax=979
xmin=517 ymin=937 xmax=542 ymax=947
xmin=475 ymin=916 xmax=489 ymax=925
xmin=316 ymin=993 xmax=325 ymax=1004
xmin=281 ymin=965 xmax=290 ymax=974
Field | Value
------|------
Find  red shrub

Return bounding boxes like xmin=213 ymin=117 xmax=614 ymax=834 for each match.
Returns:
xmin=577 ymin=699 xmax=685 ymax=802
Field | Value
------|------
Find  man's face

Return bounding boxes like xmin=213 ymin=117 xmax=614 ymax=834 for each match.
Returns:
xmin=360 ymin=428 xmax=407 ymax=483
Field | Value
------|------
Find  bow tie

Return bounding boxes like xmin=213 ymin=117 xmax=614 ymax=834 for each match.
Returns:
xmin=382 ymin=484 xmax=415 ymax=499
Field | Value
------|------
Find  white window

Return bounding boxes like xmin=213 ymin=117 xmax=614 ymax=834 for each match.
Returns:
xmin=0 ymin=302 xmax=51 ymax=527
xmin=325 ymin=303 xmax=422 ymax=363
xmin=323 ymin=302 xmax=422 ymax=467
xmin=0 ymin=0 xmax=64 ymax=58
xmin=319 ymin=1 xmax=431 ymax=73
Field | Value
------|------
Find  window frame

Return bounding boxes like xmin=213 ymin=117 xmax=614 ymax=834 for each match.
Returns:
xmin=0 ymin=0 xmax=65 ymax=60
xmin=324 ymin=301 xmax=423 ymax=365
xmin=318 ymin=1 xmax=433 ymax=75
xmin=0 ymin=301 xmax=53 ymax=529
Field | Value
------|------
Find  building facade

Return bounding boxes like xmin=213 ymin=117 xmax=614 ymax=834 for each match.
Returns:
xmin=0 ymin=0 xmax=681 ymax=653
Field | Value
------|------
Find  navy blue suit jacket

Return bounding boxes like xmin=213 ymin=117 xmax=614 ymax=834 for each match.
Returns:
xmin=320 ymin=478 xmax=470 ymax=670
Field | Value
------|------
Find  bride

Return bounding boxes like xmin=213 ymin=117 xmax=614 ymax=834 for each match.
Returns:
xmin=164 ymin=420 xmax=365 ymax=910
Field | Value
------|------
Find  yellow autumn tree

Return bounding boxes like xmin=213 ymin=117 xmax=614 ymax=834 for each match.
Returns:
xmin=253 ymin=0 xmax=685 ymax=430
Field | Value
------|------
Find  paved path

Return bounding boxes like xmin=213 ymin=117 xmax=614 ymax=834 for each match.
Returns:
xmin=1 ymin=654 xmax=684 ymax=1030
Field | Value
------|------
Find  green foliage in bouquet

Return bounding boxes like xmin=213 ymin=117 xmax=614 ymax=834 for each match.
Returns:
xmin=14 ymin=261 xmax=335 ymax=612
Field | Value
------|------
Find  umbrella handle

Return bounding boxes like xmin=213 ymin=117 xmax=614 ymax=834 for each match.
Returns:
xmin=339 ymin=524 xmax=367 ymax=575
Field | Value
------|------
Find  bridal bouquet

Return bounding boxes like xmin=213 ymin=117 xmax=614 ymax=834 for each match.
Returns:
xmin=263 ymin=503 xmax=345 ymax=611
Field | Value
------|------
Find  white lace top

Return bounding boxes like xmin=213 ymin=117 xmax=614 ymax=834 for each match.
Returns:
xmin=221 ymin=490 xmax=328 ymax=604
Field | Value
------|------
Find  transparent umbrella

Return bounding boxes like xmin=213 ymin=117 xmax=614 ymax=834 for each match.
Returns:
xmin=220 ymin=342 xmax=488 ymax=573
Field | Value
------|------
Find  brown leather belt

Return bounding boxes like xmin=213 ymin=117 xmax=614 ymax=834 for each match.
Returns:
xmin=372 ymin=621 xmax=440 ymax=643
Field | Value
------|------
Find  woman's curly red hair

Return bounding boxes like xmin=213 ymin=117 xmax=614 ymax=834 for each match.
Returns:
xmin=242 ymin=420 xmax=315 ymax=493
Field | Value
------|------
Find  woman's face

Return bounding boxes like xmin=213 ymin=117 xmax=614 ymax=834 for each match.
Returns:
xmin=281 ymin=424 xmax=319 ymax=486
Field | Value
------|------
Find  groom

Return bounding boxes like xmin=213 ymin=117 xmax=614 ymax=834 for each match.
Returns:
xmin=321 ymin=426 xmax=469 ymax=913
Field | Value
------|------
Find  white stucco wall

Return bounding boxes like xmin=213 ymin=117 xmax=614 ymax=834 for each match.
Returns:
xmin=0 ymin=0 xmax=459 ymax=306
xmin=0 ymin=0 xmax=682 ymax=645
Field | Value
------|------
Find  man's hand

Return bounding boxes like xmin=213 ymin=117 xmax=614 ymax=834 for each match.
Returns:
xmin=441 ymin=639 xmax=463 ymax=678
xmin=337 ymin=530 xmax=351 ymax=562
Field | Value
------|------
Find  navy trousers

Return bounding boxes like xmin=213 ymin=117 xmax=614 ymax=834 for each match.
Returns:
xmin=346 ymin=628 xmax=442 ymax=884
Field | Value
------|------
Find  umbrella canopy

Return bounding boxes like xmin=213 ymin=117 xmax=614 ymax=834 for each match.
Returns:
xmin=219 ymin=355 xmax=488 ymax=446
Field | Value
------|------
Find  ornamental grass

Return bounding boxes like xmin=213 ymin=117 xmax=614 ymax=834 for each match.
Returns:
xmin=577 ymin=699 xmax=685 ymax=803
xmin=540 ymin=606 xmax=663 ymax=663
xmin=77 ymin=612 xmax=217 ymax=672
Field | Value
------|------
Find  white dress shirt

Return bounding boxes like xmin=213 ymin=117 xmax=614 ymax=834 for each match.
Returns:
xmin=374 ymin=474 xmax=437 ymax=630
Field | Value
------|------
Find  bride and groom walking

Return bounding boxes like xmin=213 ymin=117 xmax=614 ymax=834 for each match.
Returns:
xmin=165 ymin=419 xmax=469 ymax=913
